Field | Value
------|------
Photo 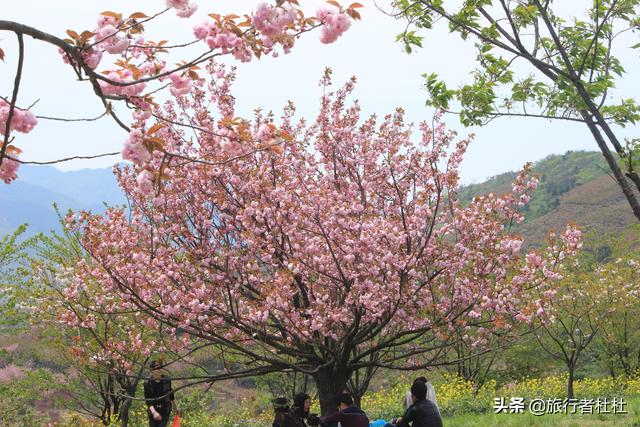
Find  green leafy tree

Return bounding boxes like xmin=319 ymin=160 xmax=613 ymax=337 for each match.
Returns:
xmin=591 ymin=232 xmax=640 ymax=378
xmin=444 ymin=331 xmax=499 ymax=388
xmin=27 ymin=210 xmax=261 ymax=426
xmin=530 ymin=272 xmax=600 ymax=399
xmin=27 ymin=223 xmax=148 ymax=427
xmin=0 ymin=369 xmax=57 ymax=427
xmin=393 ymin=0 xmax=640 ymax=221
xmin=0 ymin=224 xmax=32 ymax=329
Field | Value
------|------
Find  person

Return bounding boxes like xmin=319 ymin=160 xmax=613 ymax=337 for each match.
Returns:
xmin=390 ymin=381 xmax=442 ymax=427
xmin=291 ymin=392 xmax=311 ymax=426
xmin=312 ymin=393 xmax=369 ymax=427
xmin=403 ymin=377 xmax=438 ymax=414
xmin=273 ymin=397 xmax=305 ymax=427
xmin=143 ymin=360 xmax=179 ymax=427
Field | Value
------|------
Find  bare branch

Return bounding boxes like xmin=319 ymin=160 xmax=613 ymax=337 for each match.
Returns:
xmin=0 ymin=32 xmax=24 ymax=168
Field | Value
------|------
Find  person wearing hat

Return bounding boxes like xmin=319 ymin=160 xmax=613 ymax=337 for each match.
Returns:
xmin=143 ymin=360 xmax=179 ymax=427
xmin=291 ymin=392 xmax=312 ymax=426
xmin=272 ymin=397 xmax=305 ymax=427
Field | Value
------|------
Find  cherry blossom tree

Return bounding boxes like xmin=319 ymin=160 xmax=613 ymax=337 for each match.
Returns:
xmin=591 ymin=237 xmax=640 ymax=378
xmin=64 ymin=65 xmax=582 ymax=414
xmin=23 ymin=212 xmax=275 ymax=426
xmin=29 ymin=225 xmax=153 ymax=426
xmin=530 ymin=267 xmax=601 ymax=400
xmin=0 ymin=0 xmax=361 ymax=183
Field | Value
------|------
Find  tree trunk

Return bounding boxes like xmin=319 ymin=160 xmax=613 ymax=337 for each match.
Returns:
xmin=313 ymin=366 xmax=350 ymax=417
xmin=118 ymin=383 xmax=138 ymax=427
xmin=119 ymin=397 xmax=132 ymax=427
xmin=353 ymin=393 xmax=362 ymax=409
xmin=116 ymin=373 xmax=139 ymax=427
xmin=567 ymin=364 xmax=575 ymax=400
xmin=348 ymin=366 xmax=376 ymax=409
xmin=608 ymin=362 xmax=617 ymax=379
xmin=578 ymin=111 xmax=640 ymax=222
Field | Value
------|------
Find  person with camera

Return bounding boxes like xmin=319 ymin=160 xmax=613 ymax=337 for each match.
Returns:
xmin=272 ymin=397 xmax=305 ymax=427
xmin=143 ymin=360 xmax=179 ymax=427
xmin=307 ymin=393 xmax=369 ymax=427
xmin=291 ymin=392 xmax=312 ymax=426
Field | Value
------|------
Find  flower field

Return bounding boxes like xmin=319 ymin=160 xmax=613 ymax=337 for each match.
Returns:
xmin=47 ymin=373 xmax=640 ymax=426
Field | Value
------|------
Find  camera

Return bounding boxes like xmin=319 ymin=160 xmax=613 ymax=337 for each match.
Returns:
xmin=306 ymin=413 xmax=321 ymax=426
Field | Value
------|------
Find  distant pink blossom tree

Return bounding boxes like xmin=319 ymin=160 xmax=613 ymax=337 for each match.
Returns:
xmin=67 ymin=69 xmax=581 ymax=414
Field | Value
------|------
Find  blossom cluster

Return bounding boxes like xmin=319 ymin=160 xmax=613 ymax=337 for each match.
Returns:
xmin=253 ymin=3 xmax=297 ymax=38
xmin=121 ymin=129 xmax=151 ymax=166
xmin=192 ymin=20 xmax=253 ymax=62
xmin=98 ymin=70 xmax=147 ymax=97
xmin=165 ymin=0 xmax=197 ymax=18
xmin=169 ymin=72 xmax=192 ymax=96
xmin=0 ymin=99 xmax=38 ymax=134
xmin=252 ymin=3 xmax=297 ymax=55
xmin=95 ymin=14 xmax=130 ymax=55
xmin=0 ymin=99 xmax=38 ymax=183
xmin=0 ymin=157 xmax=20 ymax=184
xmin=317 ymin=6 xmax=352 ymax=44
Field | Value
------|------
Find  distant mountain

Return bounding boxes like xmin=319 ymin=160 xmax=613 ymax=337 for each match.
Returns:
xmin=458 ymin=151 xmax=637 ymax=246
xmin=0 ymin=165 xmax=125 ymax=236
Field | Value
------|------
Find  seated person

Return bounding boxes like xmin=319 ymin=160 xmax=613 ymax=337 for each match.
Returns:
xmin=291 ymin=392 xmax=312 ymax=426
xmin=308 ymin=393 xmax=369 ymax=427
xmin=388 ymin=381 xmax=442 ymax=427
xmin=272 ymin=397 xmax=305 ymax=427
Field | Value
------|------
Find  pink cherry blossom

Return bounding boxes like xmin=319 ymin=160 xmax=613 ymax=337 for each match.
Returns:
xmin=98 ymin=70 xmax=146 ymax=97
xmin=317 ymin=7 xmax=351 ymax=44
xmin=136 ymin=170 xmax=155 ymax=194
xmin=255 ymin=123 xmax=275 ymax=142
xmin=121 ymin=129 xmax=151 ymax=166
xmin=95 ymin=24 xmax=130 ymax=54
xmin=0 ymin=157 xmax=19 ymax=184
xmin=253 ymin=3 xmax=296 ymax=38
xmin=175 ymin=3 xmax=197 ymax=18
xmin=193 ymin=22 xmax=211 ymax=40
xmin=169 ymin=72 xmax=192 ymax=96
xmin=0 ymin=99 xmax=38 ymax=134
xmin=166 ymin=0 xmax=197 ymax=18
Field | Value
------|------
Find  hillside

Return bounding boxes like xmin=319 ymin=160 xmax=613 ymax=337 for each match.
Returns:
xmin=459 ymin=151 xmax=637 ymax=246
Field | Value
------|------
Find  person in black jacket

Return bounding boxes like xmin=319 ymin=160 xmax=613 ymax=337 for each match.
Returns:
xmin=143 ymin=360 xmax=179 ymax=427
xmin=394 ymin=381 xmax=442 ymax=427
xmin=309 ymin=393 xmax=369 ymax=427
xmin=310 ymin=393 xmax=369 ymax=427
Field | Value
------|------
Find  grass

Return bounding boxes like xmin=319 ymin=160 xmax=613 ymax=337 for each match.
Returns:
xmin=444 ymin=397 xmax=640 ymax=427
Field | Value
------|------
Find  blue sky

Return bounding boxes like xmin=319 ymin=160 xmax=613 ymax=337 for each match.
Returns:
xmin=1 ymin=0 xmax=637 ymax=184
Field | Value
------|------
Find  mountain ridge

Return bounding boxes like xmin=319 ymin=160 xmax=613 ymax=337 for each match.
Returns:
xmin=458 ymin=150 xmax=636 ymax=246
xmin=0 ymin=165 xmax=124 ymax=235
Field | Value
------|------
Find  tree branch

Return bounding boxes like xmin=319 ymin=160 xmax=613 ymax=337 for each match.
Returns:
xmin=0 ymin=32 xmax=24 ymax=168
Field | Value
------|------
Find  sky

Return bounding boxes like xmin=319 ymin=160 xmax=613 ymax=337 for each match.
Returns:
xmin=1 ymin=0 xmax=638 ymax=185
